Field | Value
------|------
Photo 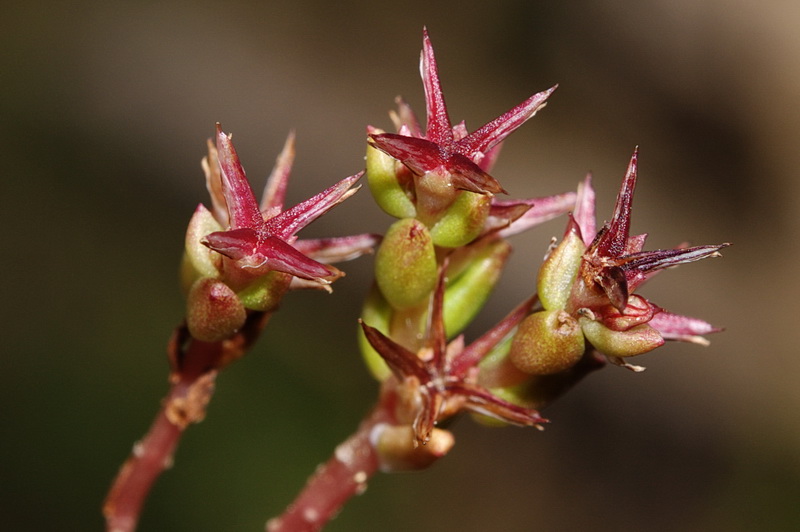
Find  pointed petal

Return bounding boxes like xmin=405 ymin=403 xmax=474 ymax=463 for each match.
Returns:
xmin=446 ymin=153 xmax=506 ymax=195
xmin=389 ymin=96 xmax=423 ymax=137
xmin=359 ymin=320 xmax=430 ymax=382
xmin=251 ymin=236 xmax=342 ymax=282
xmin=573 ymin=174 xmax=596 ymax=245
xmin=497 ymin=191 xmax=576 ymax=238
xmin=420 ymin=28 xmax=453 ymax=145
xmin=451 ymin=295 xmax=537 ymax=377
xmin=457 ymin=85 xmax=557 ymax=157
xmin=264 ymin=173 xmax=363 ymax=239
xmin=201 ymin=138 xmax=229 ymax=226
xmin=215 ymin=124 xmax=265 ymax=230
xmin=595 ymin=148 xmax=639 ymax=257
xmin=203 ymin=230 xmax=340 ymax=283
xmin=202 ymin=227 xmax=258 ymax=260
xmin=450 ymin=382 xmax=546 ymax=427
xmin=368 ymin=134 xmax=443 ymax=174
xmin=649 ymin=310 xmax=722 ymax=345
xmin=429 ymin=268 xmax=448 ymax=373
xmin=292 ymin=233 xmax=381 ymax=264
xmin=620 ymin=243 xmax=730 ymax=279
xmin=260 ymin=130 xmax=296 ymax=214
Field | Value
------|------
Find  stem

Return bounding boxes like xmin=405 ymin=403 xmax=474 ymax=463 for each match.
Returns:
xmin=104 ymin=312 xmax=270 ymax=532
xmin=266 ymin=400 xmax=395 ymax=532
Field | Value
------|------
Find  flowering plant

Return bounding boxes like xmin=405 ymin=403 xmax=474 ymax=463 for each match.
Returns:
xmin=104 ymin=28 xmax=728 ymax=532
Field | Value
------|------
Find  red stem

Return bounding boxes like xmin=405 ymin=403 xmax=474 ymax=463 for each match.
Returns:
xmin=104 ymin=313 xmax=270 ymax=532
xmin=267 ymin=404 xmax=394 ymax=532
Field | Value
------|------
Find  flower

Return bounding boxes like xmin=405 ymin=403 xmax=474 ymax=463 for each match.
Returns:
xmin=364 ymin=28 xmax=563 ymax=248
xmin=368 ymin=28 xmax=555 ymax=197
xmin=512 ymin=148 xmax=729 ymax=372
xmin=200 ymin=124 xmax=370 ymax=286
xmin=360 ymin=268 xmax=545 ymax=445
xmin=181 ymin=125 xmax=378 ymax=340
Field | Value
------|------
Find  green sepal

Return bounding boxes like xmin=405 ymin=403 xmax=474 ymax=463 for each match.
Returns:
xmin=443 ymin=239 xmax=511 ymax=337
xmin=537 ymin=229 xmax=585 ymax=311
xmin=236 ymin=271 xmax=292 ymax=312
xmin=358 ymin=284 xmax=393 ymax=381
xmin=429 ymin=191 xmax=490 ymax=248
xmin=181 ymin=204 xmax=223 ymax=293
xmin=579 ymin=317 xmax=664 ymax=358
xmin=366 ymin=139 xmax=416 ymax=219
xmin=375 ymin=218 xmax=437 ymax=310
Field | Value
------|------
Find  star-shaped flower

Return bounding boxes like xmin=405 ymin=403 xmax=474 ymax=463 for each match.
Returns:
xmin=528 ymin=148 xmax=729 ymax=369
xmin=368 ymin=28 xmax=555 ymax=199
xmin=360 ymin=268 xmax=545 ymax=445
xmin=201 ymin=124 xmax=374 ymax=287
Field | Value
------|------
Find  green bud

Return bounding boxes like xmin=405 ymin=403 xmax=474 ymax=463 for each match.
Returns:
xmin=366 ymin=138 xmax=416 ymax=219
xmin=181 ymin=204 xmax=223 ymax=293
xmin=186 ymin=278 xmax=247 ymax=342
xmin=537 ymin=229 xmax=585 ymax=311
xmin=428 ymin=191 xmax=490 ymax=248
xmin=358 ymin=285 xmax=393 ymax=381
xmin=375 ymin=218 xmax=437 ymax=310
xmin=579 ymin=317 xmax=664 ymax=358
xmin=443 ymin=239 xmax=511 ymax=336
xmin=236 ymin=271 xmax=292 ymax=312
xmin=509 ymin=309 xmax=585 ymax=375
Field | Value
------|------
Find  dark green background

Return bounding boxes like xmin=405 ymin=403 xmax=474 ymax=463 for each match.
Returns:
xmin=3 ymin=1 xmax=798 ymax=530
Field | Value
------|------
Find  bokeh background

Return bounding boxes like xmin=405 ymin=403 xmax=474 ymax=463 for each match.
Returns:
xmin=3 ymin=1 xmax=799 ymax=530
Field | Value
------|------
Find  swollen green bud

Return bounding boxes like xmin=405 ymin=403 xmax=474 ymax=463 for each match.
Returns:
xmin=236 ymin=271 xmax=292 ymax=312
xmin=375 ymin=218 xmax=437 ymax=310
xmin=186 ymin=278 xmax=247 ymax=342
xmin=366 ymin=138 xmax=416 ymax=219
xmin=510 ymin=309 xmax=585 ymax=375
xmin=429 ymin=191 xmax=490 ymax=248
xmin=358 ymin=285 xmax=393 ymax=381
xmin=181 ymin=204 xmax=223 ymax=292
xmin=579 ymin=317 xmax=664 ymax=358
xmin=443 ymin=239 xmax=511 ymax=336
xmin=537 ymin=229 xmax=585 ymax=311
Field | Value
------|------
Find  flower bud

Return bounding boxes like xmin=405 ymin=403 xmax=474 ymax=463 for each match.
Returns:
xmin=509 ymin=309 xmax=585 ymax=375
xmin=579 ymin=317 xmax=664 ymax=358
xmin=375 ymin=218 xmax=437 ymax=310
xmin=443 ymin=239 xmax=511 ymax=336
xmin=181 ymin=204 xmax=223 ymax=293
xmin=428 ymin=191 xmax=490 ymax=248
xmin=366 ymin=135 xmax=416 ymax=219
xmin=371 ymin=423 xmax=454 ymax=472
xmin=537 ymin=228 xmax=585 ymax=311
xmin=186 ymin=278 xmax=247 ymax=342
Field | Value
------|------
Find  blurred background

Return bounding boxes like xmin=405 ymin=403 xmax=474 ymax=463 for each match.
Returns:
xmin=2 ymin=1 xmax=798 ymax=530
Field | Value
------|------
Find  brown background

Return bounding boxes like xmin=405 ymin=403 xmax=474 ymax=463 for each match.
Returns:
xmin=2 ymin=1 xmax=798 ymax=530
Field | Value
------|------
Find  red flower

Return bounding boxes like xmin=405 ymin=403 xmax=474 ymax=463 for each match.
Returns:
xmin=201 ymin=124 xmax=373 ymax=287
xmin=368 ymin=28 xmax=556 ymax=198
xmin=360 ymin=269 xmax=545 ymax=445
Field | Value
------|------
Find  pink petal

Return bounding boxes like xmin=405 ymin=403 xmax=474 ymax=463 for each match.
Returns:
xmin=497 ymin=191 xmax=576 ymax=238
xmin=573 ymin=174 xmax=596 ymax=245
xmin=420 ymin=28 xmax=454 ymax=146
xmin=359 ymin=320 xmax=430 ymax=382
xmin=595 ymin=148 xmax=639 ymax=258
xmin=292 ymin=233 xmax=381 ymax=264
xmin=260 ymin=130 xmax=296 ymax=214
xmin=215 ymin=125 xmax=266 ymax=231
xmin=649 ymin=310 xmax=722 ymax=345
xmin=457 ymin=85 xmax=557 ymax=157
xmin=263 ymin=172 xmax=363 ymax=239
